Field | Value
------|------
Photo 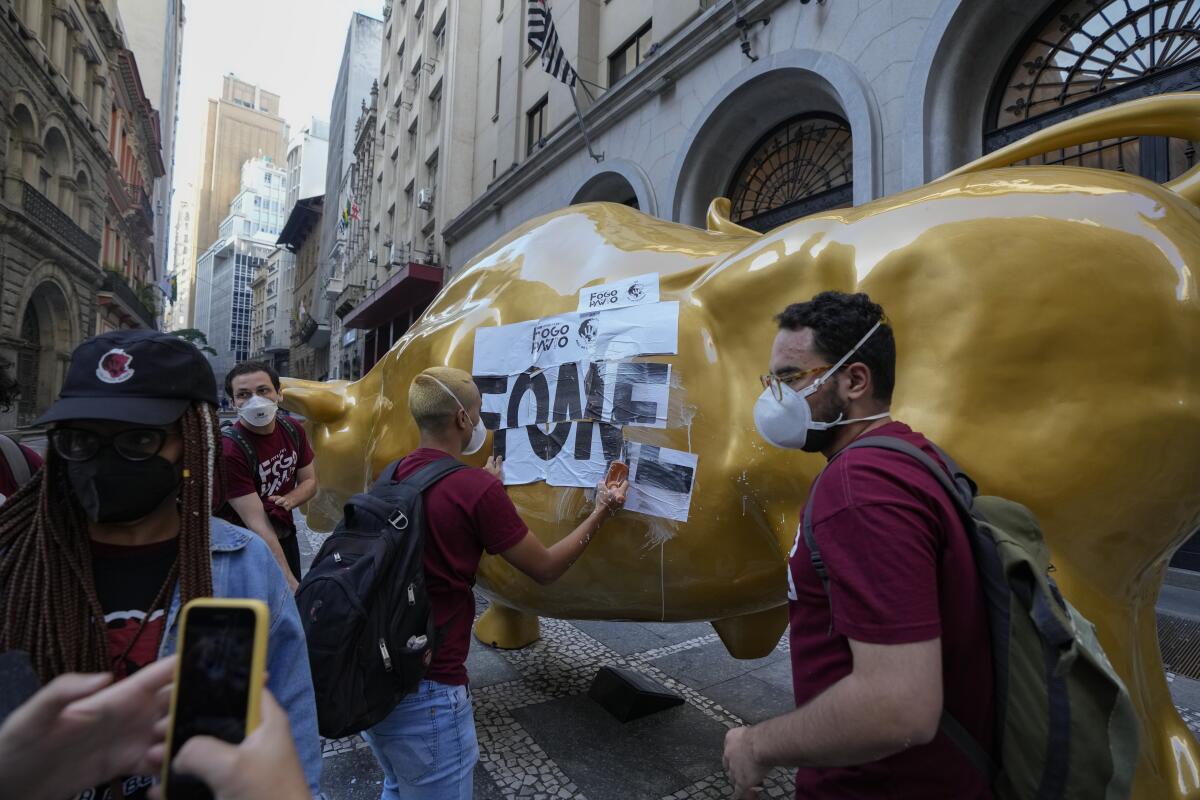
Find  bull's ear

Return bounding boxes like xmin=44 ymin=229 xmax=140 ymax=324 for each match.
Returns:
xmin=280 ymin=379 xmax=349 ymax=424
xmin=706 ymin=198 xmax=759 ymax=236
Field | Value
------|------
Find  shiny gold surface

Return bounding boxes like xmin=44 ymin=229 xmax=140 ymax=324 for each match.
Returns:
xmin=285 ymin=94 xmax=1200 ymax=797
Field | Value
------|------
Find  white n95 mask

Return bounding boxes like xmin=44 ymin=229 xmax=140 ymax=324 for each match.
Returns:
xmin=238 ymin=394 xmax=278 ymax=427
xmin=426 ymin=376 xmax=488 ymax=456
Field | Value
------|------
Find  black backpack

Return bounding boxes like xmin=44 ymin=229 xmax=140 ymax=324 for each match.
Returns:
xmin=296 ymin=456 xmax=464 ymax=739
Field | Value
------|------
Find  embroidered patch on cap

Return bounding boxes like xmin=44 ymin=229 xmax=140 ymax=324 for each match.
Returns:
xmin=96 ymin=348 xmax=135 ymax=384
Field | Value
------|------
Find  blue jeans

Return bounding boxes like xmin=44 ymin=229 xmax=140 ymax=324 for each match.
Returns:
xmin=363 ymin=680 xmax=479 ymax=800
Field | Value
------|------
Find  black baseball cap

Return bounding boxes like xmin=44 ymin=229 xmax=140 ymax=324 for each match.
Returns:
xmin=34 ymin=329 xmax=219 ymax=426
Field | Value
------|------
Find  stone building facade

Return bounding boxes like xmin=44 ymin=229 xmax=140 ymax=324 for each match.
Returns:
xmin=0 ymin=0 xmax=163 ymax=427
xmin=440 ymin=0 xmax=1200 ymax=266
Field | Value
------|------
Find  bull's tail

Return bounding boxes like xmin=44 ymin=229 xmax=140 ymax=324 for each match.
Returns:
xmin=705 ymin=197 xmax=763 ymax=236
xmin=945 ymin=92 xmax=1200 ymax=208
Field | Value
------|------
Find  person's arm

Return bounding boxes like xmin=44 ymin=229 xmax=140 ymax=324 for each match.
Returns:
xmin=723 ymin=638 xmax=942 ymax=795
xmin=500 ymin=477 xmax=627 ymax=585
xmin=0 ymin=656 xmax=176 ymax=800
xmin=267 ymin=463 xmax=317 ymax=512
xmin=227 ymin=494 xmax=297 ymax=591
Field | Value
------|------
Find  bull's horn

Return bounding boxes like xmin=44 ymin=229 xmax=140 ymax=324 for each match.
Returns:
xmin=945 ymin=92 xmax=1200 ymax=207
xmin=706 ymin=197 xmax=761 ymax=236
xmin=280 ymin=379 xmax=349 ymax=424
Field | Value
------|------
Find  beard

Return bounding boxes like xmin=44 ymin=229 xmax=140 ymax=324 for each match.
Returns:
xmin=800 ymin=390 xmax=848 ymax=454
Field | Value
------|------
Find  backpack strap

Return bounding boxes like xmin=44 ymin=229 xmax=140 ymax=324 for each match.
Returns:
xmin=221 ymin=426 xmax=262 ymax=495
xmin=374 ymin=456 xmax=467 ymax=493
xmin=801 ymin=434 xmax=999 ymax=786
xmin=276 ymin=415 xmax=302 ymax=452
xmin=0 ymin=436 xmax=31 ymax=487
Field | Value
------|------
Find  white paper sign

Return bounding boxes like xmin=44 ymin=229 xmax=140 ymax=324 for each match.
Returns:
xmin=475 ymin=361 xmax=670 ymax=431
xmin=625 ymin=442 xmax=698 ymax=523
xmin=577 ymin=273 xmax=660 ymax=312
xmin=493 ymin=421 xmax=624 ymax=487
xmin=472 ymin=301 xmax=679 ymax=376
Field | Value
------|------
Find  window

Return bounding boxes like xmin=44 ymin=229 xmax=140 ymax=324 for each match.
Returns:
xmin=264 ymin=173 xmax=271 ymax=185
xmin=427 ymin=150 xmax=438 ymax=190
xmin=433 ymin=12 xmax=446 ymax=51
xmin=267 ymin=278 xmax=277 ymax=296
xmin=266 ymin=305 xmax=276 ymax=321
xmin=526 ymin=95 xmax=548 ymax=155
xmin=987 ymin=0 xmax=1200 ymax=183
xmin=498 ymin=0 xmax=504 ymax=20
xmin=493 ymin=57 xmax=502 ymax=120
xmin=608 ymin=20 xmax=652 ymax=86
xmin=727 ymin=113 xmax=853 ymax=232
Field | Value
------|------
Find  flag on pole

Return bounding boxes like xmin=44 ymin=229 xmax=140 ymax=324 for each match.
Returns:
xmin=527 ymin=0 xmax=577 ymax=88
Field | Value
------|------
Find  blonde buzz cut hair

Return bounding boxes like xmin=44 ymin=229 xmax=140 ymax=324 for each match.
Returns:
xmin=409 ymin=366 xmax=477 ymax=433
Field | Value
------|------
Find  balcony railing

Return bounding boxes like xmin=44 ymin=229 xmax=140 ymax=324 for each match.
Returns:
xmin=21 ymin=182 xmax=101 ymax=261
xmin=100 ymin=271 xmax=158 ymax=329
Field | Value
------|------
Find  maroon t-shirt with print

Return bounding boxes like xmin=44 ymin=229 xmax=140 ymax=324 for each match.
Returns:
xmin=787 ymin=421 xmax=994 ymax=799
xmin=222 ymin=418 xmax=313 ymax=535
xmin=392 ymin=449 xmax=528 ymax=685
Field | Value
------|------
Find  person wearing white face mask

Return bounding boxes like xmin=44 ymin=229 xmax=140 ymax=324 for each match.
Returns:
xmin=218 ymin=361 xmax=319 ymax=591
xmin=360 ymin=366 xmax=628 ymax=800
xmin=724 ymin=292 xmax=994 ymax=800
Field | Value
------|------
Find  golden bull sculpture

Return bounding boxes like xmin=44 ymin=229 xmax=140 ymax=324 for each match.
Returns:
xmin=284 ymin=94 xmax=1200 ymax=797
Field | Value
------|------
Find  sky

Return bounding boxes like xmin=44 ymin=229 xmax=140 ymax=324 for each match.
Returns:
xmin=171 ymin=0 xmax=380 ymax=244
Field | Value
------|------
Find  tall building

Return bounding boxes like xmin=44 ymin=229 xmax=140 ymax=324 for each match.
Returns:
xmin=95 ymin=33 xmax=165 ymax=334
xmin=313 ymin=11 xmax=382 ymax=380
xmin=166 ymin=193 xmax=193 ymax=331
xmin=0 ymin=0 xmax=163 ymax=427
xmin=188 ymin=75 xmax=288 ymax=325
xmin=337 ymin=0 xmax=465 ymax=377
xmin=249 ymin=118 xmax=329 ymax=374
xmin=116 ymin=0 xmax=185 ymax=281
xmin=192 ymin=155 xmax=286 ymax=386
xmin=280 ymin=194 xmax=323 ymax=380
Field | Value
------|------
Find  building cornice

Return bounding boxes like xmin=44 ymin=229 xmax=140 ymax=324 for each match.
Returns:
xmin=442 ymin=0 xmax=786 ymax=245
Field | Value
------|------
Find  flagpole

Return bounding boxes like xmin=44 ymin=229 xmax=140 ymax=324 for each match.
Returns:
xmin=571 ymin=86 xmax=604 ymax=163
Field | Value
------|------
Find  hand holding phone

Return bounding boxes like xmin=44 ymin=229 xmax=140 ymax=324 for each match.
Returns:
xmin=162 ymin=599 xmax=268 ymax=800
xmin=151 ymin=690 xmax=308 ymax=800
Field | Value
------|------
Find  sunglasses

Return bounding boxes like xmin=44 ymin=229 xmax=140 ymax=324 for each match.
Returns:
xmin=48 ymin=427 xmax=170 ymax=462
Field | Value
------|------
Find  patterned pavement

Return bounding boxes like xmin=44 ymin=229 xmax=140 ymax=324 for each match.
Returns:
xmin=296 ymin=518 xmax=1200 ymax=800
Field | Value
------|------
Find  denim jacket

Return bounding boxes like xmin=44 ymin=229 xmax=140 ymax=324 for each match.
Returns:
xmin=155 ymin=519 xmax=322 ymax=796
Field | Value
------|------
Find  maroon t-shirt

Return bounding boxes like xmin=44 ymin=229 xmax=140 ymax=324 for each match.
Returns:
xmin=393 ymin=448 xmax=528 ymax=685
xmin=0 ymin=441 xmax=42 ymax=501
xmin=788 ymin=422 xmax=994 ymax=799
xmin=222 ymin=419 xmax=313 ymax=535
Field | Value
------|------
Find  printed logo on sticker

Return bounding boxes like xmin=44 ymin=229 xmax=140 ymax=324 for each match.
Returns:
xmin=575 ymin=318 xmax=598 ymax=348
xmin=627 ymin=281 xmax=645 ymax=301
xmin=96 ymin=348 xmax=135 ymax=384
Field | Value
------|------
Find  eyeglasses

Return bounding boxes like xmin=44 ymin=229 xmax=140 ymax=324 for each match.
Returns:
xmin=759 ymin=365 xmax=831 ymax=402
xmin=48 ymin=427 xmax=169 ymax=462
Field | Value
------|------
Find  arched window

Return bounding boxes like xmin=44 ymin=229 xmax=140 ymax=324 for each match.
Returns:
xmin=726 ymin=113 xmax=852 ymax=233
xmin=987 ymin=0 xmax=1200 ymax=182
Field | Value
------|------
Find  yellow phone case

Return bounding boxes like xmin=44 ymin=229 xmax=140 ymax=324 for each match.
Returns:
xmin=160 ymin=598 xmax=269 ymax=795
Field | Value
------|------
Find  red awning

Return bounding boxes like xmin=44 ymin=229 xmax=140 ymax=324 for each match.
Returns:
xmin=342 ymin=262 xmax=444 ymax=330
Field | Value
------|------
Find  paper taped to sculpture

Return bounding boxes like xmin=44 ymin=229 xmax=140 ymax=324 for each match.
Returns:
xmin=472 ymin=301 xmax=679 ymax=376
xmin=577 ymin=272 xmax=660 ymax=312
xmin=475 ymin=361 xmax=671 ymax=431
xmin=472 ymin=293 xmax=697 ymax=522
xmin=624 ymin=443 xmax=698 ymax=523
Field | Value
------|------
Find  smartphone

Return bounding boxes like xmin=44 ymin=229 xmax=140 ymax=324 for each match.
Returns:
xmin=162 ymin=599 xmax=269 ymax=800
xmin=605 ymin=460 xmax=629 ymax=486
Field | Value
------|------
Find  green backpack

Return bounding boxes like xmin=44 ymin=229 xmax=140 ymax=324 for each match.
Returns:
xmin=802 ymin=435 xmax=1138 ymax=800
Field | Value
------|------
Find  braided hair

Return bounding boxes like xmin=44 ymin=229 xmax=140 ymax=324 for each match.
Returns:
xmin=0 ymin=402 xmax=224 ymax=682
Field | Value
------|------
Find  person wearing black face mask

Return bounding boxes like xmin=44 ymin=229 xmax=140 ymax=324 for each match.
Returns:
xmin=0 ymin=329 xmax=323 ymax=799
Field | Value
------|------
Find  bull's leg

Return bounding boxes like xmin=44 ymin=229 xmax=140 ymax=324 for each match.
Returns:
xmin=711 ymin=605 xmax=789 ymax=660
xmin=474 ymin=602 xmax=541 ymax=649
xmin=1130 ymin=592 xmax=1200 ymax=799
xmin=1063 ymin=568 xmax=1200 ymax=800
